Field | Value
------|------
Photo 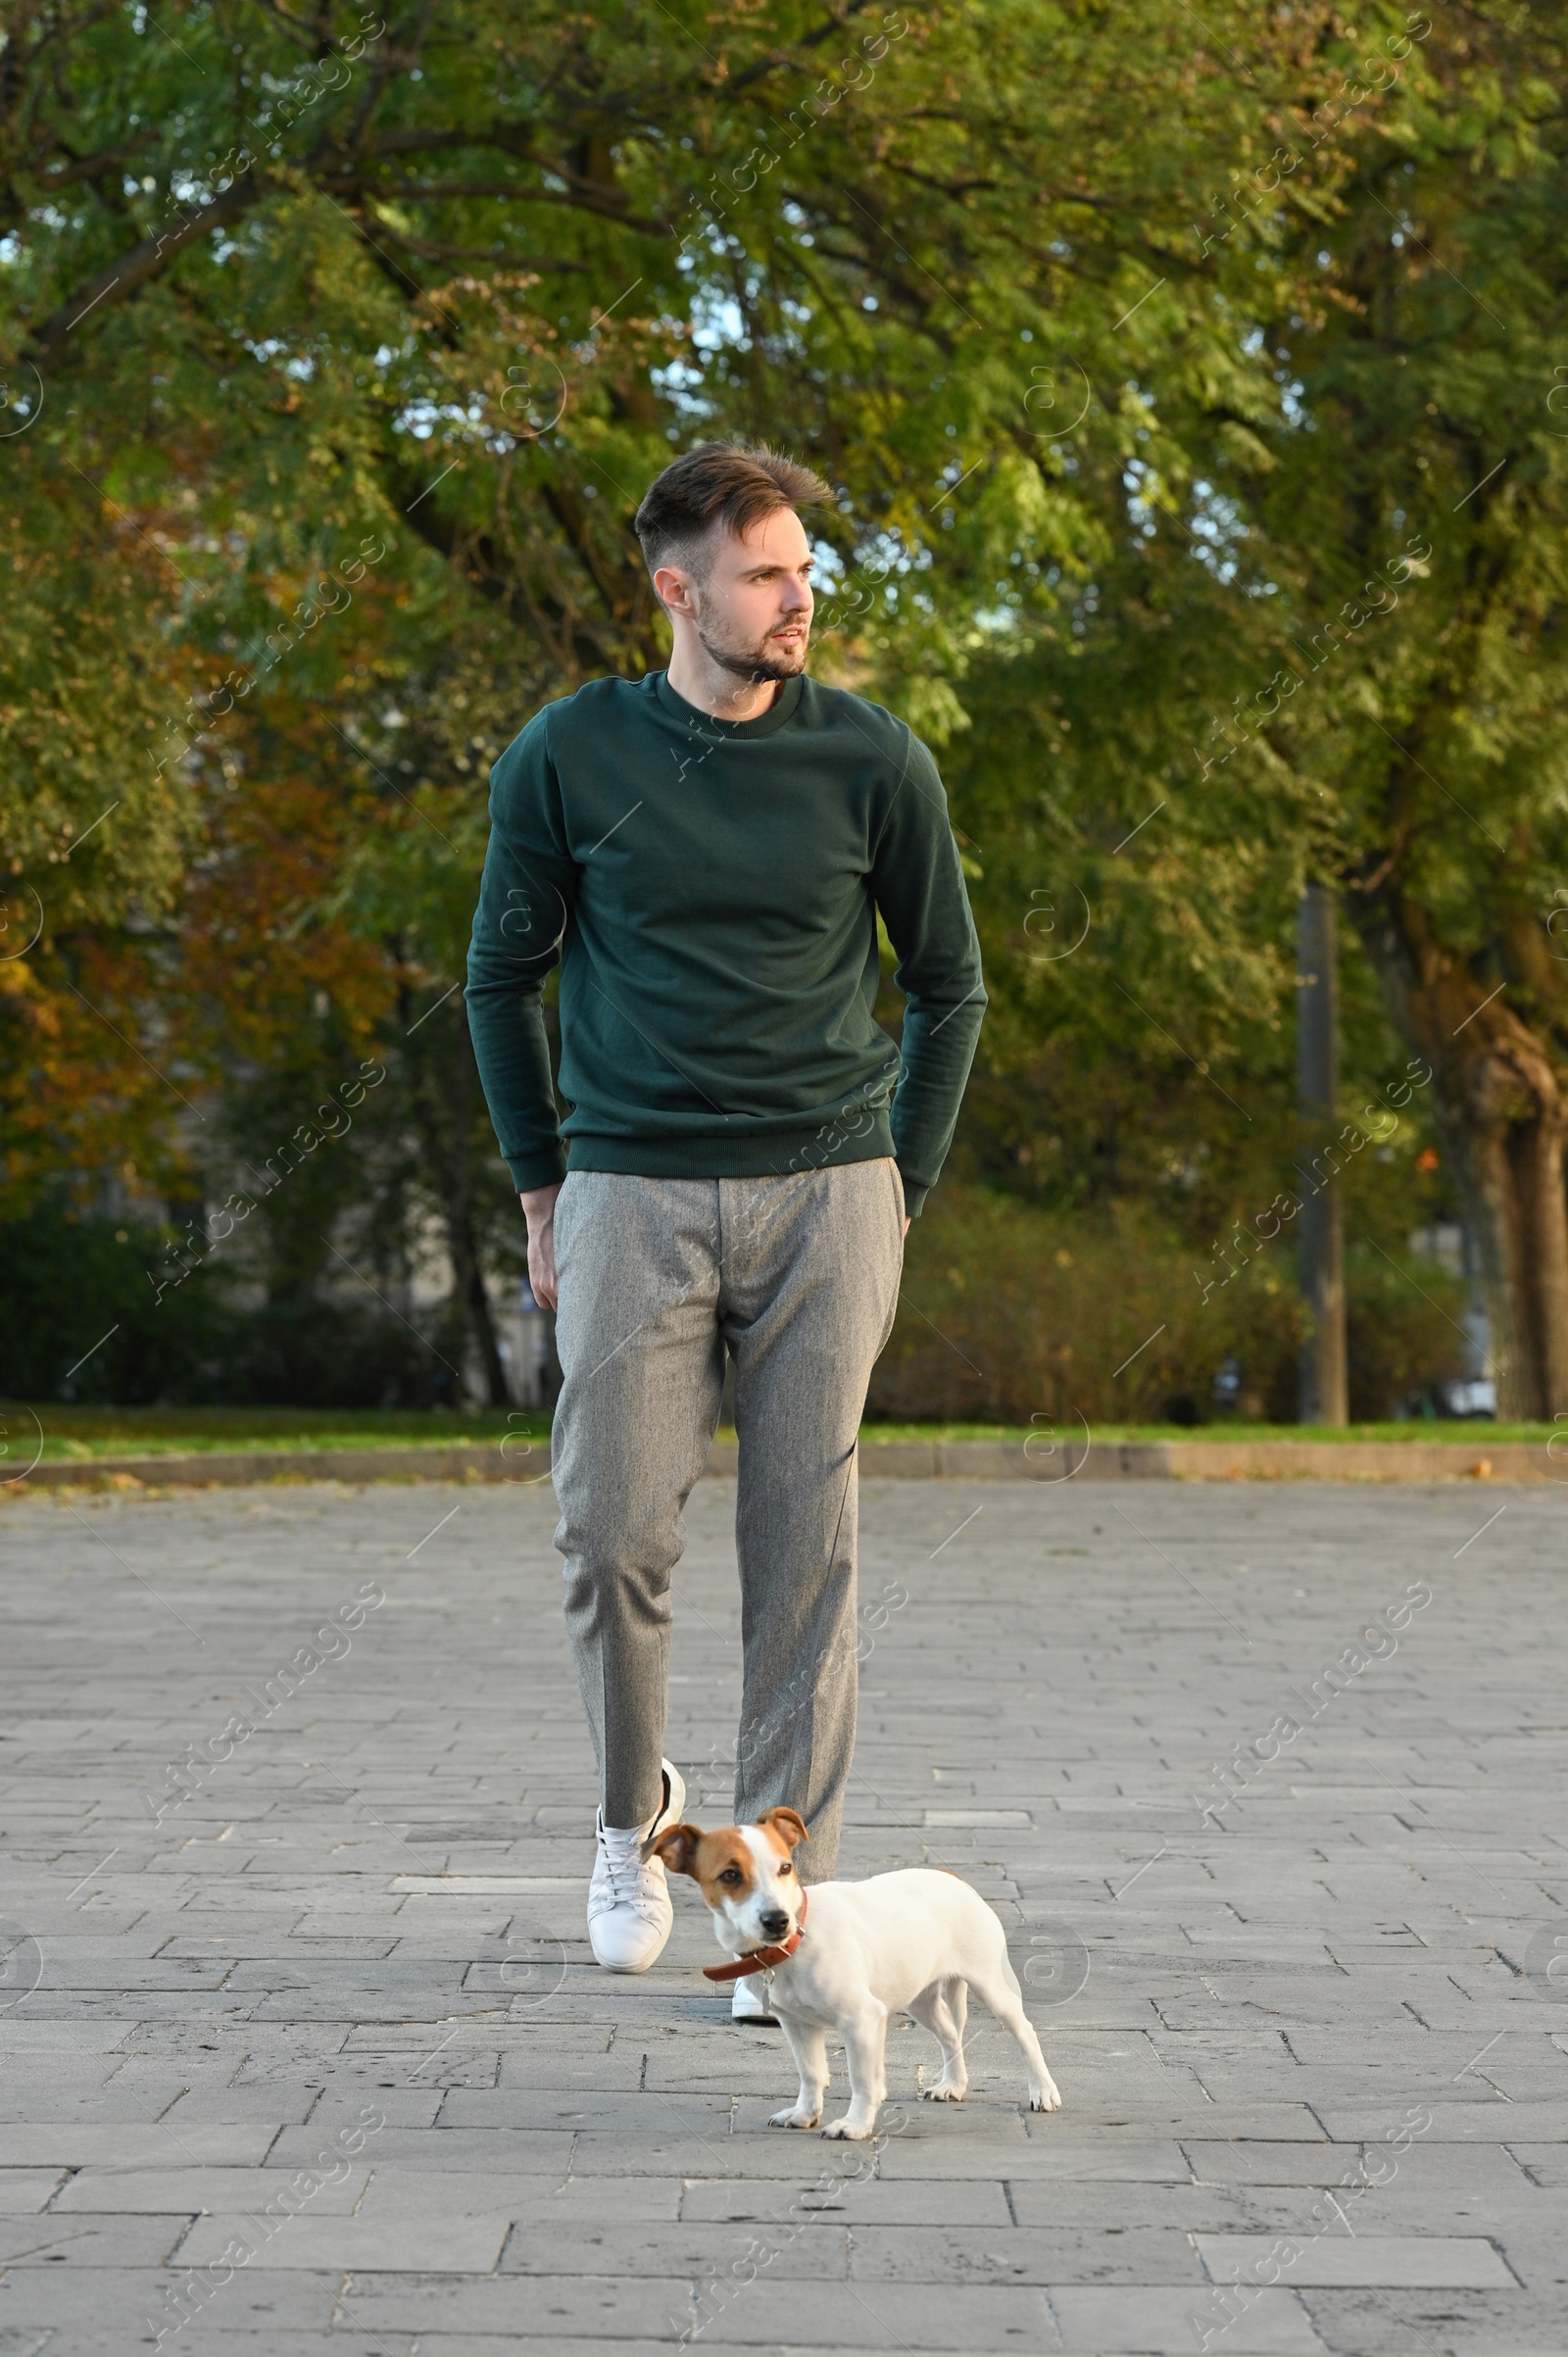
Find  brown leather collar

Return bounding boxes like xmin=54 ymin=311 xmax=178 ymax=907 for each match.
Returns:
xmin=703 ymin=1888 xmax=808 ymax=1981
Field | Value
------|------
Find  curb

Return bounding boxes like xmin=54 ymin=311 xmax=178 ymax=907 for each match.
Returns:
xmin=1152 ymin=1438 xmax=1552 ymax=1483
xmin=3 ymin=1437 xmax=1556 ymax=1492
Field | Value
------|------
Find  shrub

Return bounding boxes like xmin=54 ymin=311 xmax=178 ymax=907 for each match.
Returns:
xmin=867 ymin=1185 xmax=1465 ymax=1425
xmin=0 ymin=1196 xmax=453 ymax=1406
xmin=0 ymin=1195 xmax=235 ymax=1403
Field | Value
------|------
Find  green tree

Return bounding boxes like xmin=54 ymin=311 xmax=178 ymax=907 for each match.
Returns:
xmin=0 ymin=0 xmax=1306 ymax=1280
xmin=842 ymin=2 xmax=1568 ymax=1419
xmin=4 ymin=0 xmax=1496 ymax=1420
xmin=1194 ymin=2 xmax=1568 ymax=1415
xmin=0 ymin=0 xmax=1334 ymax=895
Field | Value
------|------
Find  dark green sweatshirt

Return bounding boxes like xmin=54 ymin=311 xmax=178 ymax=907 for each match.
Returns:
xmin=465 ymin=669 xmax=985 ymax=1216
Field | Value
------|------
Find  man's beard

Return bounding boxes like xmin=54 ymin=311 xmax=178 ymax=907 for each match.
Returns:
xmin=694 ymin=605 xmax=808 ymax=684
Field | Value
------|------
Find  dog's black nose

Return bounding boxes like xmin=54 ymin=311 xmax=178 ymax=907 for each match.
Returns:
xmin=760 ymin=1910 xmax=790 ymax=1938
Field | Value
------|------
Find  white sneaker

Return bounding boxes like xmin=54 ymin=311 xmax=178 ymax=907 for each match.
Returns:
xmin=731 ymin=1973 xmax=777 ymax=2025
xmin=587 ymin=1760 xmax=686 ymax=1973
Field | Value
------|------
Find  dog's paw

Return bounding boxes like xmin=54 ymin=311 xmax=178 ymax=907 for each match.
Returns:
xmin=820 ymin=2116 xmax=875 ymax=2140
xmin=768 ymin=2106 xmax=821 ymax=2130
xmin=1030 ymin=2081 xmax=1062 ymax=2113
xmin=921 ymin=2082 xmax=966 ymax=2103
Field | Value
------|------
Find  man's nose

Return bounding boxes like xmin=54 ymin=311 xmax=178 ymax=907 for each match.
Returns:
xmin=760 ymin=1907 xmax=790 ymax=1938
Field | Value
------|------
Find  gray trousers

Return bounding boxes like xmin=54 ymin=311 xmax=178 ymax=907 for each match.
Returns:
xmin=551 ymin=1161 xmax=905 ymax=1879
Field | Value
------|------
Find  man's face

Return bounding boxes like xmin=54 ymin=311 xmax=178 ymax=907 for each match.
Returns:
xmin=658 ymin=506 xmax=815 ymax=683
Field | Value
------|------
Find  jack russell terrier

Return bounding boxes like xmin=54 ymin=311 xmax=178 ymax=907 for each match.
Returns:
xmin=650 ymin=1806 xmax=1061 ymax=2139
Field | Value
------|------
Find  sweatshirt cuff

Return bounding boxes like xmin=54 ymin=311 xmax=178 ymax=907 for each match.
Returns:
xmin=900 ymin=1178 xmax=929 ymax=1218
xmin=507 ymin=1145 xmax=568 ymax=1195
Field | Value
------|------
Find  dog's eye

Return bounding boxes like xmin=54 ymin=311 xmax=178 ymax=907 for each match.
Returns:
xmin=778 ymin=1863 xmax=794 ymax=1877
xmin=718 ymin=1868 xmax=743 ymax=1886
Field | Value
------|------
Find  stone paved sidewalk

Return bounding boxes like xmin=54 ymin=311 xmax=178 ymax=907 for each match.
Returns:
xmin=0 ymin=1474 xmax=1564 ymax=2354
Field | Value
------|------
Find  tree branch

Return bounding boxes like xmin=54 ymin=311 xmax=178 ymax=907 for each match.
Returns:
xmin=356 ymin=208 xmax=587 ymax=270
xmin=27 ymin=172 xmax=267 ymax=361
xmin=35 ymin=134 xmax=154 ymax=190
xmin=395 ymin=479 xmax=641 ymax=677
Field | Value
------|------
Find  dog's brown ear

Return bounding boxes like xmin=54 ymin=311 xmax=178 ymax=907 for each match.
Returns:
xmin=757 ymin=1806 xmax=808 ymax=1852
xmin=646 ymin=1821 xmax=703 ymax=1876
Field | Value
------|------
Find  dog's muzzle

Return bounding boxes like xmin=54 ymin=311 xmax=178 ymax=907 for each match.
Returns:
xmin=703 ymin=1888 xmax=808 ymax=1982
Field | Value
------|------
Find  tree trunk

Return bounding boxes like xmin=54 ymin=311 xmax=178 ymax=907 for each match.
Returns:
xmin=1296 ymin=886 xmax=1348 ymax=1424
xmin=401 ymin=982 xmax=511 ymax=1409
xmin=445 ymin=993 xmax=511 ymax=1407
xmin=1350 ymin=889 xmax=1568 ymax=1418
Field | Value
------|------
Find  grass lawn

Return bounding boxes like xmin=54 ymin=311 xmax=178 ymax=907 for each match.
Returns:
xmin=3 ymin=1405 xmax=547 ymax=1461
xmin=0 ymin=1403 xmax=1555 ymax=1461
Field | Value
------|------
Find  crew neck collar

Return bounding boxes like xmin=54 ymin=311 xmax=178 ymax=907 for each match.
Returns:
xmin=653 ymin=669 xmax=806 ymax=738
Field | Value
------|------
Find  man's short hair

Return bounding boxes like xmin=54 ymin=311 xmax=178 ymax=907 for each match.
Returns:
xmin=633 ymin=440 xmax=831 ymax=577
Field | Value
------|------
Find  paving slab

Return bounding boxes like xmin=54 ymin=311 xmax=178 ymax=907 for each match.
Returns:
xmin=340 ymin=2271 xmax=1060 ymax=2344
xmin=1296 ymin=2287 xmax=1568 ymax=2356
xmin=0 ymin=2124 xmax=280 ymax=2170
xmin=0 ymin=1476 xmax=1562 ymax=2351
xmin=1196 ymin=2234 xmax=1516 ymax=2287
xmin=1052 ymin=2283 xmax=1327 ymax=2351
xmin=179 ymin=2206 xmax=514 ymax=2272
xmin=50 ymin=2165 xmax=369 ymax=2213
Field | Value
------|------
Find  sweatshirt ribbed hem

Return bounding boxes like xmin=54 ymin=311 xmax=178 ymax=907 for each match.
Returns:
xmin=508 ymin=1129 xmax=932 ymax=1213
xmin=559 ymin=1114 xmax=897 ymax=1184
xmin=505 ymin=1145 xmax=569 ymax=1194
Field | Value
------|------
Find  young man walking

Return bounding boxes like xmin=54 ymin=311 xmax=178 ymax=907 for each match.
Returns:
xmin=466 ymin=442 xmax=985 ymax=1996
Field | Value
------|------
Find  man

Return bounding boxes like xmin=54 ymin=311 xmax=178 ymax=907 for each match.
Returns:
xmin=466 ymin=441 xmax=985 ymax=2000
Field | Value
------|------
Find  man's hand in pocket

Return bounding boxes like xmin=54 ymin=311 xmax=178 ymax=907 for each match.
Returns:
xmin=519 ymin=1182 xmax=564 ymax=1310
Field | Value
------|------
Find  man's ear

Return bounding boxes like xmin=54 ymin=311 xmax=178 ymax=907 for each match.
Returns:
xmin=757 ymin=1806 xmax=808 ymax=1852
xmin=652 ymin=562 xmax=698 ymax=619
xmin=646 ymin=1821 xmax=702 ymax=1876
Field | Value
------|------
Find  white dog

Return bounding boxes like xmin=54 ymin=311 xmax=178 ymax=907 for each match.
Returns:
xmin=651 ymin=1806 xmax=1061 ymax=2139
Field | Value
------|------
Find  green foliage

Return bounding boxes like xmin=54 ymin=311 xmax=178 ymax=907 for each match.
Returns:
xmin=0 ymin=0 xmax=1342 ymax=935
xmin=2 ymin=1 xmax=1561 ymax=1414
xmin=1210 ymin=3 xmax=1568 ymax=982
xmin=0 ymin=1193 xmax=461 ymax=1406
xmin=0 ymin=1193 xmax=234 ymax=1402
